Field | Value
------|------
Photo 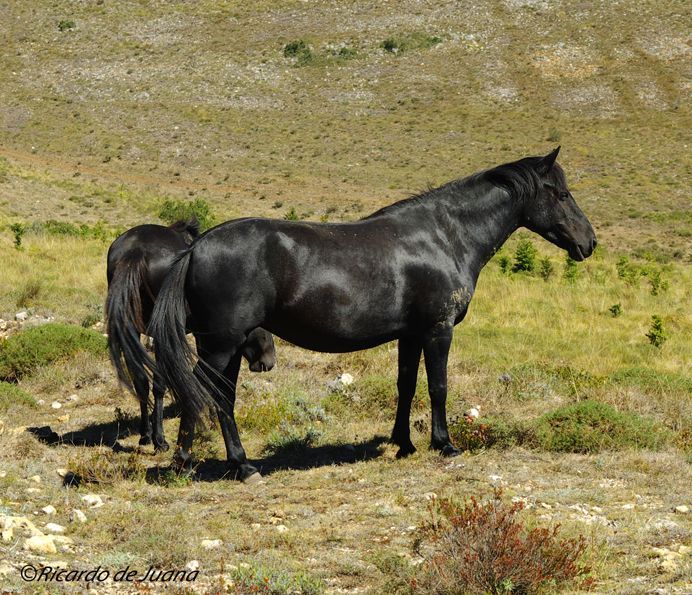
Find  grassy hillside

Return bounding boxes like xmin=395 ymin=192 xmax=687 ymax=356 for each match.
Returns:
xmin=0 ymin=1 xmax=690 ymax=593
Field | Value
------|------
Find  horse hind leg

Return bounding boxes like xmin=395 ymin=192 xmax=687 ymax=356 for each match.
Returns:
xmin=197 ymin=335 xmax=260 ymax=483
xmin=151 ymin=372 xmax=170 ymax=452
xmin=131 ymin=367 xmax=152 ymax=446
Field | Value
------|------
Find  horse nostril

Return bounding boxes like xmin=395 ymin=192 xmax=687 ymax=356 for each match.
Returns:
xmin=592 ymin=237 xmax=598 ymax=251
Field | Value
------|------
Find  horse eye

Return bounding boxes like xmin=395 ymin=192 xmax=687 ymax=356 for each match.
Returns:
xmin=559 ymin=191 xmax=569 ymax=201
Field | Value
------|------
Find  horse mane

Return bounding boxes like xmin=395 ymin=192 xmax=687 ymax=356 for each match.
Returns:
xmin=168 ymin=218 xmax=201 ymax=239
xmin=363 ymin=155 xmax=549 ymax=219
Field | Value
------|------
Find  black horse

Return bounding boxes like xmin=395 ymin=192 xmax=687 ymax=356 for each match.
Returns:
xmin=137 ymin=148 xmax=596 ymax=481
xmin=105 ymin=220 xmax=276 ymax=451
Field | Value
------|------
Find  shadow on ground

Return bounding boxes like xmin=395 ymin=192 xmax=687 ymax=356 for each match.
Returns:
xmin=27 ymin=403 xmax=180 ymax=449
xmin=27 ymin=416 xmax=388 ymax=485
xmin=145 ymin=435 xmax=389 ymax=483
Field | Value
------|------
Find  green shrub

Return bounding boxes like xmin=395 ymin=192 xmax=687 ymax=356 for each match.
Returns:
xmin=283 ymin=206 xmax=299 ymax=221
xmin=0 ymin=382 xmax=37 ymax=412
xmin=283 ymin=39 xmax=313 ymax=65
xmin=58 ymin=19 xmax=75 ymax=31
xmin=539 ymin=256 xmax=554 ymax=281
xmin=158 ymin=198 xmax=216 ymax=231
xmin=9 ymin=223 xmax=25 ymax=249
xmin=646 ymin=315 xmax=667 ymax=348
xmin=563 ymin=255 xmax=578 ymax=283
xmin=512 ymin=239 xmax=537 ymax=273
xmin=616 ymin=255 xmax=640 ymax=285
xmin=498 ymin=254 xmax=511 ymax=275
xmin=608 ymin=303 xmax=622 ymax=317
xmin=533 ymin=400 xmax=669 ymax=453
xmin=645 ymin=268 xmax=669 ymax=296
xmin=0 ymin=323 xmax=107 ymax=381
xmin=416 ymin=491 xmax=590 ymax=594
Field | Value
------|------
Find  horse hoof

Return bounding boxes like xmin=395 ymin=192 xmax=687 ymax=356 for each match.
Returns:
xmin=441 ymin=444 xmax=461 ymax=457
xmin=139 ymin=435 xmax=152 ymax=446
xmin=241 ymin=471 xmax=263 ymax=485
xmin=395 ymin=444 xmax=417 ymax=459
xmin=154 ymin=441 xmax=170 ymax=453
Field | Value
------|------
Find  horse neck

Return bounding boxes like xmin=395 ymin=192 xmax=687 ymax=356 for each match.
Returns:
xmin=434 ymin=181 xmax=524 ymax=276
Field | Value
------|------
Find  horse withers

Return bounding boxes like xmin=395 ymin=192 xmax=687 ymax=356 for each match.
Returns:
xmin=105 ymin=219 xmax=276 ymax=451
xmin=141 ymin=148 xmax=596 ymax=481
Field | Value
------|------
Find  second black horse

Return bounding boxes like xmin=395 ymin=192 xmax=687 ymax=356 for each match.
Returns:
xmin=105 ymin=219 xmax=276 ymax=451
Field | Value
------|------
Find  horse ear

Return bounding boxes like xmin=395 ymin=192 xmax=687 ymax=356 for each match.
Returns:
xmin=537 ymin=146 xmax=560 ymax=175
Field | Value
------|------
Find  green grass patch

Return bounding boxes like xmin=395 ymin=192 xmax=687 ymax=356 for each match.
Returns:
xmin=533 ymin=400 xmax=670 ymax=453
xmin=0 ymin=323 xmax=107 ymax=381
xmin=0 ymin=381 xmax=37 ymax=412
xmin=228 ymin=563 xmax=324 ymax=595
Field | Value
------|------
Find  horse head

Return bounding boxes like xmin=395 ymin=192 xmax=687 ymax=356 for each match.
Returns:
xmin=522 ymin=147 xmax=597 ymax=261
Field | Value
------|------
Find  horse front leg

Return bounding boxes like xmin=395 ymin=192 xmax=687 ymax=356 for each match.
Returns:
xmin=423 ymin=325 xmax=460 ymax=457
xmin=391 ymin=336 xmax=422 ymax=458
xmin=151 ymin=372 xmax=170 ymax=452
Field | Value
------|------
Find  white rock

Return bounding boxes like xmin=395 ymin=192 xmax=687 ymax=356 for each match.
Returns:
xmin=29 ymin=475 xmax=41 ymax=484
xmin=464 ymin=406 xmax=481 ymax=419
xmin=1 ymin=527 xmax=13 ymax=542
xmin=56 ymin=469 xmax=68 ymax=478
xmin=339 ymin=373 xmax=354 ymax=386
xmin=621 ymin=503 xmax=635 ymax=510
xmin=26 ymin=488 xmax=41 ymax=494
xmin=275 ymin=524 xmax=289 ymax=533
xmin=201 ymin=539 xmax=222 ymax=550
xmin=250 ymin=523 xmax=261 ymax=530
xmin=81 ymin=494 xmax=104 ymax=508
xmin=66 ymin=394 xmax=79 ymax=402
xmin=674 ymin=505 xmax=689 ymax=514
xmin=679 ymin=545 xmax=691 ymax=555
xmin=45 ymin=523 xmax=65 ymax=534
xmin=424 ymin=492 xmax=438 ymax=501
xmin=185 ymin=560 xmax=200 ymax=572
xmin=51 ymin=401 xmax=62 ymax=410
xmin=41 ymin=505 xmax=56 ymax=516
xmin=24 ymin=534 xmax=57 ymax=554
xmin=488 ymin=474 xmax=503 ymax=482
xmin=15 ymin=311 xmax=28 ymax=322
xmin=70 ymin=509 xmax=87 ymax=523
xmin=36 ymin=399 xmax=45 ymax=406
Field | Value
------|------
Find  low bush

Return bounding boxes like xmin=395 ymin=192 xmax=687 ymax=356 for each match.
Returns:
xmin=415 ymin=491 xmax=590 ymax=594
xmin=0 ymin=381 xmax=37 ymax=412
xmin=646 ymin=315 xmax=667 ymax=348
xmin=0 ymin=323 xmax=107 ymax=381
xmin=158 ymin=198 xmax=216 ymax=231
xmin=449 ymin=416 xmax=529 ymax=452
xmin=533 ymin=400 xmax=669 ymax=453
xmin=228 ymin=563 xmax=323 ymax=594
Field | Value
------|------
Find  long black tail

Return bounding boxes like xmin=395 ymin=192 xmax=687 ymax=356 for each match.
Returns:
xmin=105 ymin=252 xmax=151 ymax=398
xmin=146 ymin=249 xmax=217 ymax=420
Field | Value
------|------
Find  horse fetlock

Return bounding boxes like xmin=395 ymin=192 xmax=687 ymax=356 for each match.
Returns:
xmin=395 ymin=443 xmax=417 ymax=459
